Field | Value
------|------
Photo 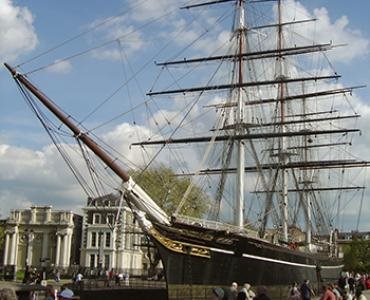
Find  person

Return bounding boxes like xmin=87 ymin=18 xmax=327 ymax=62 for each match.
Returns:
xmin=57 ymin=288 xmax=74 ymax=300
xmin=241 ymin=283 xmax=256 ymax=300
xmin=0 ymin=288 xmax=17 ymax=300
xmin=237 ymin=291 xmax=247 ymax=300
xmin=75 ymin=272 xmax=83 ymax=289
xmin=332 ymin=283 xmax=343 ymax=300
xmin=211 ymin=287 xmax=225 ymax=300
xmin=104 ymin=269 xmax=110 ymax=287
xmin=301 ymin=280 xmax=314 ymax=300
xmin=229 ymin=282 xmax=238 ymax=300
xmin=54 ymin=269 xmax=60 ymax=283
xmin=254 ymin=286 xmax=271 ymax=300
xmin=115 ymin=273 xmax=121 ymax=286
xmin=288 ymin=283 xmax=302 ymax=300
xmin=320 ymin=285 xmax=336 ymax=300
xmin=124 ymin=272 xmax=130 ymax=286
xmin=338 ymin=275 xmax=348 ymax=291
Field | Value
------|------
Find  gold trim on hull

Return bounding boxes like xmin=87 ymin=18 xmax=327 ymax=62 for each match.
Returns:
xmin=149 ymin=228 xmax=211 ymax=258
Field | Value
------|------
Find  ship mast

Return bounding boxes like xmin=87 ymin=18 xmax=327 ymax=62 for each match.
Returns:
xmin=235 ymin=0 xmax=245 ymax=229
xmin=301 ymin=84 xmax=313 ymax=249
xmin=276 ymin=0 xmax=289 ymax=242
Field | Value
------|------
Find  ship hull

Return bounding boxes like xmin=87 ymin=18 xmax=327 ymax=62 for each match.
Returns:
xmin=148 ymin=222 xmax=342 ymax=299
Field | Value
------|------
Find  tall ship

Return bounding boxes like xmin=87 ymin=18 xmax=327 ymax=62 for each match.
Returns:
xmin=5 ymin=0 xmax=369 ymax=299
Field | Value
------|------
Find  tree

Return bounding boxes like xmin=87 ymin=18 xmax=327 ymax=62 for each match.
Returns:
xmin=343 ymin=237 xmax=370 ymax=273
xmin=130 ymin=166 xmax=208 ymax=218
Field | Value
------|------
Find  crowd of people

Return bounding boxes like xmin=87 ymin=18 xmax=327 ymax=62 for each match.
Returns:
xmin=211 ymin=282 xmax=269 ymax=300
xmin=328 ymin=272 xmax=370 ymax=300
xmin=211 ymin=273 xmax=370 ymax=300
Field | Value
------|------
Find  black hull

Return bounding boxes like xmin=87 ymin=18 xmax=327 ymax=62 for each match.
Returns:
xmin=148 ymin=222 xmax=342 ymax=299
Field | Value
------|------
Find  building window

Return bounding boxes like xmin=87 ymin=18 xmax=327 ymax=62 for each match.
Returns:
xmin=107 ymin=214 xmax=114 ymax=225
xmin=105 ymin=232 xmax=111 ymax=248
xmin=104 ymin=255 xmax=110 ymax=269
xmin=98 ymin=232 xmax=103 ymax=247
xmin=91 ymin=232 xmax=96 ymax=247
xmin=90 ymin=254 xmax=95 ymax=268
xmin=93 ymin=213 xmax=101 ymax=224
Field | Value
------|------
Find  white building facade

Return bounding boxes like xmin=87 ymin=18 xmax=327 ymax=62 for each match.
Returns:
xmin=3 ymin=206 xmax=82 ymax=271
xmin=80 ymin=194 xmax=144 ymax=273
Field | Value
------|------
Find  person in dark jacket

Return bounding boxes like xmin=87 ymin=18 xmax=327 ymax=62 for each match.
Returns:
xmin=237 ymin=291 xmax=247 ymax=300
xmin=301 ymin=279 xmax=314 ymax=300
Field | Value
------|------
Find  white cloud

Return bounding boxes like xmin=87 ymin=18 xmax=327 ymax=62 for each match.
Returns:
xmin=0 ymin=0 xmax=38 ymax=62
xmin=0 ymin=122 xmax=154 ymax=217
xmin=0 ymin=191 xmax=32 ymax=219
xmin=0 ymin=143 xmax=83 ymax=217
xmin=103 ymin=122 xmax=153 ymax=167
xmin=47 ymin=59 xmax=72 ymax=74
xmin=280 ymin=0 xmax=369 ymax=62
xmin=128 ymin=0 xmax=174 ymax=22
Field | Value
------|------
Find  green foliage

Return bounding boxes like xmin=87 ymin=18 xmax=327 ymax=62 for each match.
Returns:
xmin=130 ymin=166 xmax=208 ymax=218
xmin=343 ymin=238 xmax=370 ymax=273
xmin=16 ymin=270 xmax=25 ymax=281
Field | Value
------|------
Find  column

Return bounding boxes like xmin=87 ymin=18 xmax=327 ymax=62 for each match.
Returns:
xmin=59 ymin=235 xmax=65 ymax=267
xmin=62 ymin=234 xmax=68 ymax=267
xmin=42 ymin=232 xmax=49 ymax=260
xmin=9 ymin=232 xmax=16 ymax=265
xmin=13 ymin=228 xmax=19 ymax=269
xmin=65 ymin=233 xmax=72 ymax=266
xmin=3 ymin=233 xmax=10 ymax=265
xmin=26 ymin=233 xmax=34 ymax=266
xmin=55 ymin=234 xmax=61 ymax=266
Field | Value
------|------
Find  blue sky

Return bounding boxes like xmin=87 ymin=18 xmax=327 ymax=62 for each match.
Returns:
xmin=1 ymin=0 xmax=370 ymax=231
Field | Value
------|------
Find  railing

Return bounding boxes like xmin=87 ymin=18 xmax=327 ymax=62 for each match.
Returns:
xmin=76 ymin=267 xmax=151 ymax=279
xmin=80 ymin=278 xmax=166 ymax=290
xmin=175 ymin=215 xmax=255 ymax=235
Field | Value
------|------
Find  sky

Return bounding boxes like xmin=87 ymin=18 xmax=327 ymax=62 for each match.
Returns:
xmin=1 ymin=0 xmax=370 ymax=231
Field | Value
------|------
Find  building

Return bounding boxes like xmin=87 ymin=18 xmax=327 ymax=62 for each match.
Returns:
xmin=0 ymin=219 xmax=6 ymax=268
xmin=80 ymin=193 xmax=144 ymax=273
xmin=3 ymin=206 xmax=82 ymax=271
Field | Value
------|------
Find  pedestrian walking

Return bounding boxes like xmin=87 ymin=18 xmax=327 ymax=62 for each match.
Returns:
xmin=300 ymin=280 xmax=314 ymax=300
xmin=288 ymin=283 xmax=302 ymax=300
xmin=241 ymin=283 xmax=255 ymax=300
xmin=320 ymin=285 xmax=336 ymax=300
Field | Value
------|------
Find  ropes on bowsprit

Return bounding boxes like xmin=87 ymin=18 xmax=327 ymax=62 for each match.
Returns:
xmin=13 ymin=78 xmax=125 ymax=200
xmin=14 ymin=79 xmax=96 ymax=198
